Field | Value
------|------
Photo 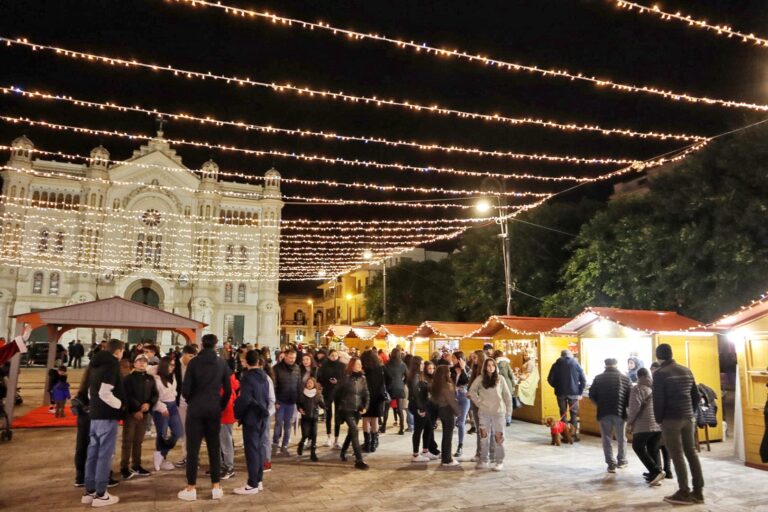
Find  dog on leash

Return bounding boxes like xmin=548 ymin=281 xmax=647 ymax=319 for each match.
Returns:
xmin=545 ymin=417 xmax=574 ymax=446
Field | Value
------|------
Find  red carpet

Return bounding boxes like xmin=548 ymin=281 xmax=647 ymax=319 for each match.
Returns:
xmin=12 ymin=405 xmax=78 ymax=428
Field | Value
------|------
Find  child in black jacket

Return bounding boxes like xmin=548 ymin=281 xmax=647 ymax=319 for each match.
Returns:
xmin=297 ymin=377 xmax=324 ymax=462
xmin=120 ymin=354 xmax=159 ymax=478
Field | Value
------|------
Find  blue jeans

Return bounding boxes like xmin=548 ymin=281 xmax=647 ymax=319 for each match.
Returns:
xmin=455 ymin=388 xmax=471 ymax=445
xmin=85 ymin=419 xmax=118 ymax=496
xmin=406 ymin=409 xmax=414 ymax=431
xmin=599 ymin=414 xmax=627 ymax=466
xmin=153 ymin=401 xmax=184 ymax=457
xmin=273 ymin=402 xmax=296 ymax=448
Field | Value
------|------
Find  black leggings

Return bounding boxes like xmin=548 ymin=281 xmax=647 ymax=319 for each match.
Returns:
xmin=411 ymin=411 xmax=435 ymax=454
xmin=438 ymin=405 xmax=455 ymax=463
xmin=339 ymin=410 xmax=362 ymax=462
xmin=382 ymin=398 xmax=405 ymax=430
xmin=300 ymin=417 xmax=318 ymax=449
xmin=185 ymin=414 xmax=221 ymax=486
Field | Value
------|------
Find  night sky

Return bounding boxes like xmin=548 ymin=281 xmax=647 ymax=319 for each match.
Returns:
xmin=1 ymin=0 xmax=767 ymax=291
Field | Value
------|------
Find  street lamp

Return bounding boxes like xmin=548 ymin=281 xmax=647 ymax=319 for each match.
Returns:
xmin=476 ymin=178 xmax=513 ymax=316
xmin=363 ymin=249 xmax=387 ymax=324
xmin=307 ymin=299 xmax=314 ymax=345
xmin=346 ymin=292 xmax=353 ymax=325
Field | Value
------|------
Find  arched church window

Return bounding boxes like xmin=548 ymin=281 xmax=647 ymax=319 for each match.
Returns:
xmin=49 ymin=272 xmax=60 ymax=295
xmin=38 ymin=229 xmax=49 ymax=253
xmin=224 ymin=282 xmax=233 ymax=303
xmin=237 ymin=283 xmax=246 ymax=303
xmin=225 ymin=244 xmax=234 ymax=265
xmin=55 ymin=231 xmax=65 ymax=253
xmin=32 ymin=271 xmax=43 ymax=294
xmin=239 ymin=246 xmax=247 ymax=266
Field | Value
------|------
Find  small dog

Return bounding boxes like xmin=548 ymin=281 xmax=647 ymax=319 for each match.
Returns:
xmin=545 ymin=417 xmax=574 ymax=446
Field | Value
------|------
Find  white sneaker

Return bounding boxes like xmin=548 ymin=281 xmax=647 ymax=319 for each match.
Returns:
xmin=412 ymin=453 xmax=430 ymax=462
xmin=153 ymin=451 xmax=163 ymax=472
xmin=212 ymin=487 xmax=223 ymax=500
xmin=81 ymin=492 xmax=95 ymax=504
xmin=441 ymin=459 xmax=460 ymax=467
xmin=492 ymin=463 xmax=504 ymax=472
xmin=160 ymin=461 xmax=175 ymax=471
xmin=257 ymin=482 xmax=263 ymax=491
xmin=468 ymin=455 xmax=478 ymax=462
xmin=233 ymin=485 xmax=259 ymax=495
xmin=425 ymin=452 xmax=440 ymax=461
xmin=91 ymin=492 xmax=119 ymax=508
xmin=177 ymin=488 xmax=197 ymax=501
xmin=325 ymin=437 xmax=333 ymax=447
xmin=332 ymin=441 xmax=341 ymax=450
xmin=475 ymin=462 xmax=489 ymax=470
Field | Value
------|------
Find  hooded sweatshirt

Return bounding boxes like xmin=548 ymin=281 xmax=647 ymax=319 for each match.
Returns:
xmin=469 ymin=375 xmax=513 ymax=416
xmin=88 ymin=350 xmax=125 ymax=420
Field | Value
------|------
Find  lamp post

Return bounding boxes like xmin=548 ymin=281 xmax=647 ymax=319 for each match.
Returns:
xmin=346 ymin=292 xmax=353 ymax=325
xmin=363 ymin=250 xmax=387 ymax=324
xmin=476 ymin=178 xmax=513 ymax=316
xmin=307 ymin=299 xmax=314 ymax=345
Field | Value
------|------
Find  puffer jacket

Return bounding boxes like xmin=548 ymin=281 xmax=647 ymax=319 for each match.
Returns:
xmin=496 ymin=357 xmax=518 ymax=396
xmin=317 ymin=359 xmax=346 ymax=399
xmin=273 ymin=361 xmax=301 ymax=405
xmin=589 ymin=367 xmax=630 ymax=420
xmin=627 ymin=374 xmax=660 ymax=433
xmin=336 ymin=372 xmax=370 ymax=412
xmin=547 ymin=355 xmax=587 ymax=397
xmin=384 ymin=360 xmax=408 ymax=399
xmin=652 ymin=359 xmax=700 ymax=423
xmin=469 ymin=376 xmax=513 ymax=416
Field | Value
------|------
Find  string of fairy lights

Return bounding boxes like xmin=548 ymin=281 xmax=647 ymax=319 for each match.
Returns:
xmin=612 ymin=1 xmax=768 ymax=48
xmin=0 ymin=1 xmax=755 ymax=281
xmin=158 ymin=0 xmax=768 ymax=111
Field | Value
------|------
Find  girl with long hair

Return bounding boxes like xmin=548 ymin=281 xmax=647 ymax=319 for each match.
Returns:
xmin=451 ymin=351 xmax=470 ymax=458
xmin=361 ymin=349 xmax=386 ymax=452
xmin=407 ymin=356 xmax=438 ymax=462
xmin=152 ymin=355 xmax=185 ymax=472
xmin=382 ymin=348 xmax=408 ymax=435
xmin=336 ymin=357 xmax=370 ymax=469
xmin=469 ymin=358 xmax=513 ymax=471
xmin=432 ymin=365 xmax=460 ymax=466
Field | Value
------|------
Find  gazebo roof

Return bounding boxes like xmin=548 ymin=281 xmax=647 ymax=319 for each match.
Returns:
xmin=12 ymin=296 xmax=206 ymax=332
xmin=469 ymin=315 xmax=572 ymax=337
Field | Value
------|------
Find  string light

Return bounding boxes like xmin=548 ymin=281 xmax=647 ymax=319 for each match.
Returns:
xmin=157 ymin=1 xmax=768 ymax=112
xmin=0 ymin=114 xmax=606 ymax=183
xmin=613 ymin=1 xmax=768 ymax=48
xmin=2 ymin=85 xmax=677 ymax=161
xmin=0 ymin=37 xmax=724 ymax=134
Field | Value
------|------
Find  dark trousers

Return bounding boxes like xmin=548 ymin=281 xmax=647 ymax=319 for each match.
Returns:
xmin=323 ymin=395 xmax=340 ymax=437
xmin=411 ymin=411 xmax=435 ymax=453
xmin=556 ymin=396 xmax=580 ymax=426
xmin=120 ymin=414 xmax=147 ymax=470
xmin=300 ymin=416 xmax=318 ymax=449
xmin=382 ymin=398 xmax=404 ymax=431
xmin=632 ymin=431 xmax=662 ymax=474
xmin=71 ymin=356 xmax=82 ymax=369
xmin=243 ymin=421 xmax=266 ymax=488
xmin=75 ymin=413 xmax=90 ymax=483
xmin=339 ymin=410 xmax=362 ymax=462
xmin=185 ymin=414 xmax=221 ymax=486
xmin=438 ymin=405 xmax=455 ymax=463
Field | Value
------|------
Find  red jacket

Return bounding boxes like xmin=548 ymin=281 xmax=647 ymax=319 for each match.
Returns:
xmin=221 ymin=373 xmax=240 ymax=424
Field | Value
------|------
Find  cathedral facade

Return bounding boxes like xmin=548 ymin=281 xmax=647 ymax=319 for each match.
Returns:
xmin=0 ymin=132 xmax=282 ymax=348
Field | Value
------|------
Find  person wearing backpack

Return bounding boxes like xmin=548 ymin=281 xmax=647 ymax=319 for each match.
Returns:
xmin=233 ymin=350 xmax=274 ymax=495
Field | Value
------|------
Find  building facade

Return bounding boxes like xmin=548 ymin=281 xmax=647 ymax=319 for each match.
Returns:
xmin=0 ymin=133 xmax=283 ymax=349
xmin=279 ymin=293 xmax=323 ymax=346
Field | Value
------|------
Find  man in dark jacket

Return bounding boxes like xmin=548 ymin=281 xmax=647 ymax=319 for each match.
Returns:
xmin=652 ymin=344 xmax=704 ymax=506
xmin=70 ymin=340 xmax=85 ymax=368
xmin=317 ymin=349 xmax=346 ymax=447
xmin=83 ymin=339 xmax=125 ymax=507
xmin=589 ymin=358 xmax=631 ymax=472
xmin=173 ymin=344 xmax=197 ymax=468
xmin=178 ymin=334 xmax=232 ymax=502
xmin=119 ymin=354 xmax=158 ymax=479
xmin=547 ymin=349 xmax=587 ymax=439
xmin=272 ymin=348 xmax=301 ymax=455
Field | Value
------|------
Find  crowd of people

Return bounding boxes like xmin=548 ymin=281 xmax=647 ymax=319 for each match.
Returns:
xmin=62 ymin=335 xmax=708 ymax=507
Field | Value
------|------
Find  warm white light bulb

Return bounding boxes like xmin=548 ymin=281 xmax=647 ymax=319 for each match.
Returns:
xmin=475 ymin=199 xmax=492 ymax=214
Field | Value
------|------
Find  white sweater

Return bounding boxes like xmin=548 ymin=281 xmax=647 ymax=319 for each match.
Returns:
xmin=469 ymin=376 xmax=513 ymax=416
xmin=152 ymin=375 xmax=178 ymax=414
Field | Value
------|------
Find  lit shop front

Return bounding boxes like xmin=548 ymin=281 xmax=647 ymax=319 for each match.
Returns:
xmin=412 ymin=321 xmax=482 ymax=361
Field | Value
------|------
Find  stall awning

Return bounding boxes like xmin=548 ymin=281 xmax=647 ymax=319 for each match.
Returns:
xmin=347 ymin=326 xmax=380 ymax=340
xmin=556 ymin=307 xmax=704 ymax=334
xmin=414 ymin=321 xmax=483 ymax=338
xmin=373 ymin=324 xmax=418 ymax=339
xmin=709 ymin=292 xmax=768 ymax=329
xmin=469 ymin=315 xmax=572 ymax=338
xmin=322 ymin=325 xmax=353 ymax=339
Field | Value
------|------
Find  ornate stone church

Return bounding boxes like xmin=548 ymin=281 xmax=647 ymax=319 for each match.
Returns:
xmin=0 ymin=132 xmax=282 ymax=348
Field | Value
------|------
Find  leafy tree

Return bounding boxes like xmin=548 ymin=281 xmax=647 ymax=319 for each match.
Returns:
xmin=364 ymin=259 xmax=457 ymax=324
xmin=543 ymin=122 xmax=768 ymax=322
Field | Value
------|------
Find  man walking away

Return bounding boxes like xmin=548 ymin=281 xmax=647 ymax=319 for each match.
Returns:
xmin=653 ymin=344 xmax=704 ymax=506
xmin=589 ymin=358 xmax=631 ymax=473
xmin=547 ymin=349 xmax=587 ymax=441
xmin=178 ymin=334 xmax=232 ymax=502
xmin=272 ymin=348 xmax=301 ymax=455
xmin=82 ymin=339 xmax=125 ymax=508
xmin=173 ymin=344 xmax=197 ymax=468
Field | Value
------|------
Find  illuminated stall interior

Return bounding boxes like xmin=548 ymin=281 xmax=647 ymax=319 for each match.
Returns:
xmin=412 ymin=321 xmax=482 ymax=361
xmin=556 ymin=307 xmax=722 ymax=440
xmin=321 ymin=324 xmax=353 ymax=349
xmin=369 ymin=324 xmax=418 ymax=353
xmin=339 ymin=326 xmax=380 ymax=353
xmin=465 ymin=315 xmax=575 ymax=424
xmin=711 ymin=295 xmax=768 ymax=470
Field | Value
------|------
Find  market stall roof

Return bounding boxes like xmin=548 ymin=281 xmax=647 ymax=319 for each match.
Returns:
xmin=346 ymin=326 xmax=380 ymax=340
xmin=11 ymin=296 xmax=206 ymax=341
xmin=468 ymin=315 xmax=572 ymax=338
xmin=708 ymin=291 xmax=768 ymax=329
xmin=414 ymin=321 xmax=483 ymax=338
xmin=322 ymin=325 xmax=353 ymax=339
xmin=372 ymin=324 xmax=419 ymax=339
xmin=556 ymin=307 xmax=703 ymax=334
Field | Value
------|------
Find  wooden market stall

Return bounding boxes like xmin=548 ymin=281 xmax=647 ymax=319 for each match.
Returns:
xmin=711 ymin=297 xmax=768 ymax=470
xmin=340 ymin=326 xmax=380 ymax=353
xmin=464 ymin=315 xmax=575 ymax=425
xmin=369 ymin=324 xmax=418 ymax=353
xmin=412 ymin=321 xmax=482 ymax=361
xmin=555 ymin=307 xmax=723 ymax=440
xmin=321 ymin=325 xmax=353 ymax=348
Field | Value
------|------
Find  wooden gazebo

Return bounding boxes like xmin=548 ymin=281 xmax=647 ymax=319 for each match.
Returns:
xmin=6 ymin=296 xmax=207 ymax=421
